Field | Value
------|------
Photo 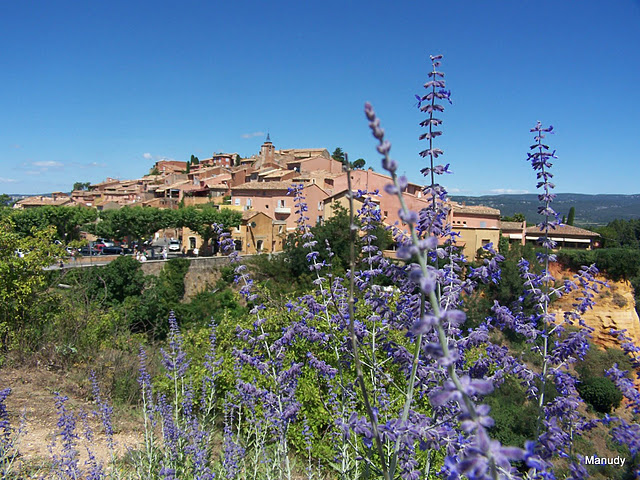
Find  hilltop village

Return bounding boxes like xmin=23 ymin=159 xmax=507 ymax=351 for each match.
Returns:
xmin=13 ymin=136 xmax=599 ymax=257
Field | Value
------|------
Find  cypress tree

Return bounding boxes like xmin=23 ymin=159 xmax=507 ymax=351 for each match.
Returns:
xmin=567 ymin=206 xmax=575 ymax=226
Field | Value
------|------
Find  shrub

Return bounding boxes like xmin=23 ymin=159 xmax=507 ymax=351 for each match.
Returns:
xmin=577 ymin=376 xmax=623 ymax=414
xmin=612 ymin=292 xmax=628 ymax=308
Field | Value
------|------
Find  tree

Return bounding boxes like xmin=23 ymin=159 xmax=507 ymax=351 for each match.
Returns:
xmin=0 ymin=219 xmax=65 ymax=349
xmin=352 ymin=158 xmax=366 ymax=169
xmin=284 ymin=204 xmax=392 ymax=276
xmin=83 ymin=255 xmax=146 ymax=305
xmin=0 ymin=194 xmax=14 ymax=208
xmin=235 ymin=155 xmax=241 ymax=167
xmin=94 ymin=207 xmax=174 ymax=245
xmin=331 ymin=147 xmax=345 ymax=164
xmin=501 ymin=212 xmax=526 ymax=223
xmin=176 ymin=206 xmax=242 ymax=252
xmin=72 ymin=182 xmax=91 ymax=191
xmin=567 ymin=206 xmax=575 ymax=226
xmin=10 ymin=206 xmax=97 ymax=242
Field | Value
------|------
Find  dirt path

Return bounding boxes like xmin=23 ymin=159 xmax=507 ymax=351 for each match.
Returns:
xmin=0 ymin=366 xmax=143 ymax=472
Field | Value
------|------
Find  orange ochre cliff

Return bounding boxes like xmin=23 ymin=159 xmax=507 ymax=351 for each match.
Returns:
xmin=550 ymin=266 xmax=640 ymax=384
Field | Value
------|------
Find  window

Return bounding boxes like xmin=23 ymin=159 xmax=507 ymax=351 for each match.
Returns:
xmin=234 ymin=240 xmax=242 ymax=251
xmin=278 ymin=199 xmax=286 ymax=208
xmin=247 ymin=198 xmax=252 ymax=208
xmin=318 ymin=201 xmax=323 ymax=211
xmin=256 ymin=240 xmax=264 ymax=251
xmin=481 ymin=239 xmax=490 ymax=246
xmin=234 ymin=198 xmax=240 ymax=206
xmin=384 ymin=211 xmax=388 ymax=217
xmin=189 ymin=237 xmax=197 ymax=249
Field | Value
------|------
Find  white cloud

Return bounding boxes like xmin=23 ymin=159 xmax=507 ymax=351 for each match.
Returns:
xmin=32 ymin=160 xmax=63 ymax=168
xmin=488 ymin=188 xmax=530 ymax=194
xmin=241 ymin=131 xmax=265 ymax=139
xmin=0 ymin=177 xmax=16 ymax=183
xmin=143 ymin=152 xmax=153 ymax=160
xmin=24 ymin=170 xmax=41 ymax=176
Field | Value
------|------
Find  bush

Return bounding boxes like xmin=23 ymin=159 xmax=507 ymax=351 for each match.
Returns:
xmin=80 ymin=255 xmax=145 ymax=304
xmin=612 ymin=292 xmax=628 ymax=308
xmin=558 ymin=248 xmax=640 ymax=282
xmin=577 ymin=376 xmax=623 ymax=414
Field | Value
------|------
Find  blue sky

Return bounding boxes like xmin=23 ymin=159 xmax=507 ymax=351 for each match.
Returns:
xmin=1 ymin=0 xmax=639 ymax=196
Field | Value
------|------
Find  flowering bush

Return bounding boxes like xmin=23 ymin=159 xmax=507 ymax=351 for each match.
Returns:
xmin=1 ymin=54 xmax=639 ymax=480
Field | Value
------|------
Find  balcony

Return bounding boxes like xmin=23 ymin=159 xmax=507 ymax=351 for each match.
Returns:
xmin=274 ymin=206 xmax=291 ymax=214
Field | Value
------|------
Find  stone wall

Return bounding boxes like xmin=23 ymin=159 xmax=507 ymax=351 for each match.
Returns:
xmin=140 ymin=254 xmax=280 ymax=299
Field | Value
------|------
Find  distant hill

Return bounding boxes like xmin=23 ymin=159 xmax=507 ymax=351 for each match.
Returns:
xmin=450 ymin=193 xmax=640 ymax=227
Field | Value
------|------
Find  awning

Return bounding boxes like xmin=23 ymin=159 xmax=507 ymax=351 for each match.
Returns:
xmin=525 ymin=236 xmax=591 ymax=244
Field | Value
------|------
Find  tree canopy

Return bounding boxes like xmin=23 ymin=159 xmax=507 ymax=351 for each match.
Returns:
xmin=93 ymin=206 xmax=174 ymax=244
xmin=331 ymin=147 xmax=345 ymax=164
xmin=0 ymin=194 xmax=14 ymax=207
xmin=352 ymin=158 xmax=366 ymax=169
xmin=177 ymin=207 xmax=242 ymax=251
xmin=72 ymin=182 xmax=91 ymax=191
xmin=0 ymin=219 xmax=65 ymax=349
xmin=10 ymin=206 xmax=97 ymax=241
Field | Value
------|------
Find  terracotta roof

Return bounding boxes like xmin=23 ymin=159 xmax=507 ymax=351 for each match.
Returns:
xmin=451 ymin=202 xmax=501 ymax=216
xmin=179 ymin=183 xmax=208 ymax=193
xmin=191 ymin=166 xmax=220 ymax=176
xmin=261 ymin=169 xmax=292 ymax=179
xmin=202 ymin=174 xmax=231 ymax=186
xmin=231 ymin=181 xmax=296 ymax=191
xmin=292 ymin=170 xmax=343 ymax=181
xmin=156 ymin=180 xmax=191 ymax=192
xmin=500 ymin=221 xmax=525 ymax=230
xmin=241 ymin=210 xmax=273 ymax=221
xmin=285 ymin=155 xmax=328 ymax=164
xmin=16 ymin=196 xmax=74 ymax=207
xmin=526 ymin=224 xmax=600 ymax=237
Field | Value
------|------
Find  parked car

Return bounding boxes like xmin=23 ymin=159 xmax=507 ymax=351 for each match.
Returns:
xmin=168 ymin=240 xmax=181 ymax=252
xmin=96 ymin=238 xmax=115 ymax=248
xmin=78 ymin=246 xmax=100 ymax=256
xmin=91 ymin=241 xmax=105 ymax=252
xmin=100 ymin=246 xmax=123 ymax=255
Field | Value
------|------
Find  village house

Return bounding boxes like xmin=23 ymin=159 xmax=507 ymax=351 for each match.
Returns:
xmin=500 ymin=220 xmax=527 ymax=246
xmin=525 ymin=224 xmax=600 ymax=249
xmin=230 ymin=181 xmax=329 ymax=233
xmin=70 ymin=189 xmax=101 ymax=207
xmin=153 ymin=160 xmax=188 ymax=174
xmin=13 ymin=192 xmax=75 ymax=209
xmin=198 ymin=153 xmax=237 ymax=168
xmin=230 ymin=211 xmax=286 ymax=254
xmin=448 ymin=203 xmax=502 ymax=255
